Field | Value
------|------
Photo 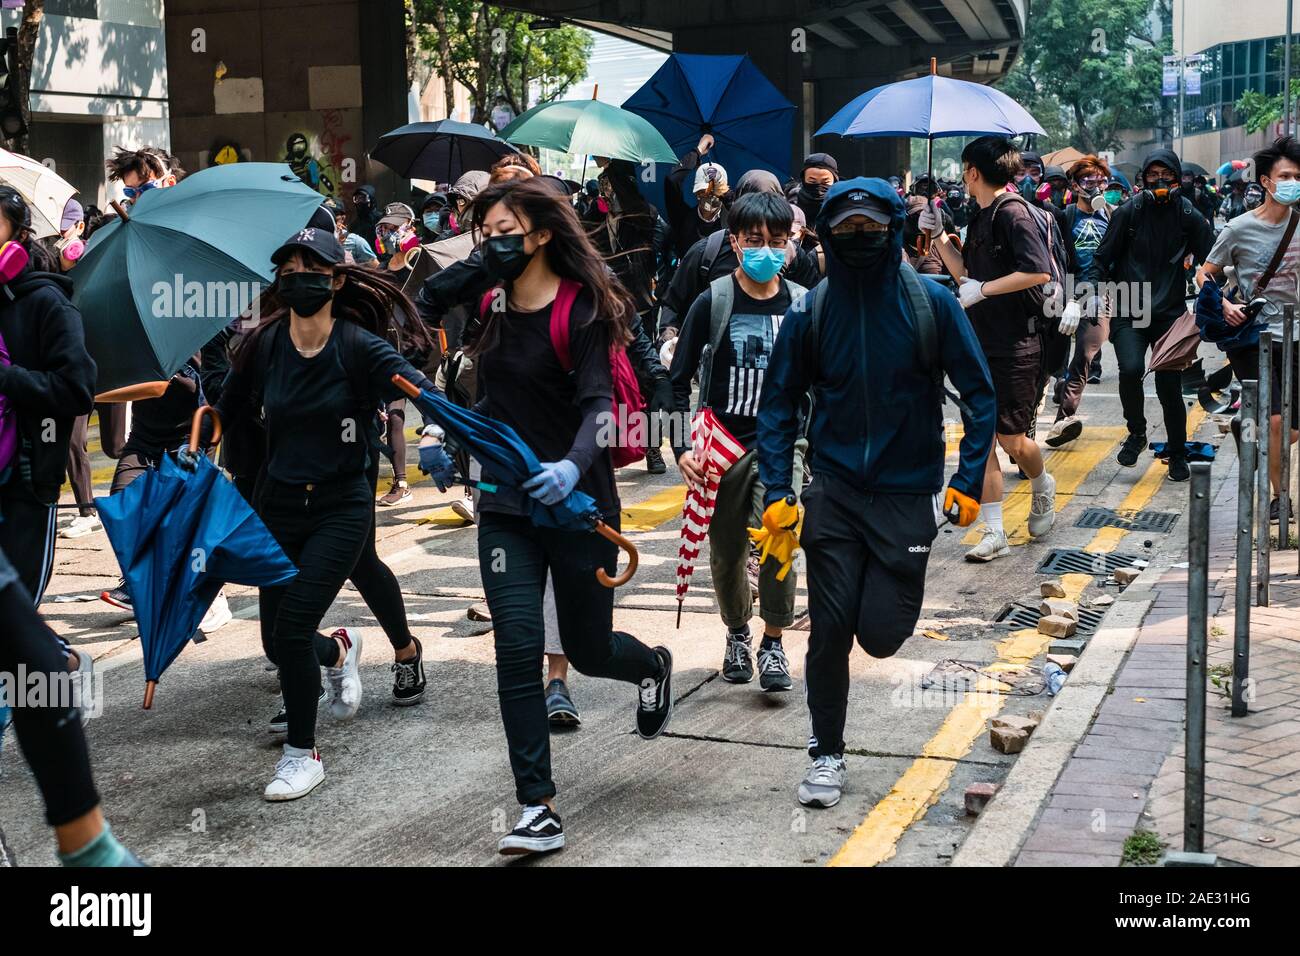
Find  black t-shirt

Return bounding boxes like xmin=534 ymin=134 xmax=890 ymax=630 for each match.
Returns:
xmin=962 ymin=196 xmax=1052 ymax=357
xmin=669 ymin=275 xmax=793 ymax=459
xmin=475 ymin=287 xmax=618 ymax=517
xmin=126 ymin=364 xmax=202 ymax=451
xmin=217 ymin=321 xmax=431 ymax=485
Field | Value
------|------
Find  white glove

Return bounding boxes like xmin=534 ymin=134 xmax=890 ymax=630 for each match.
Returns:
xmin=917 ymin=202 xmax=944 ymax=239
xmin=958 ymin=277 xmax=987 ymax=309
xmin=659 ymin=335 xmax=677 ymax=369
xmin=1058 ymin=300 xmax=1082 ymax=336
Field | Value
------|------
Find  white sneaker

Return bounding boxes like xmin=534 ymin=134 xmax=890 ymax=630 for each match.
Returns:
xmin=450 ymin=495 xmax=475 ymax=524
xmin=965 ymin=529 xmax=1010 ymax=562
xmin=797 ymin=754 xmax=847 ymax=808
xmin=263 ymin=746 xmax=324 ymax=801
xmin=60 ymin=514 xmax=100 ymax=539
xmin=325 ymin=628 xmax=363 ymax=721
xmin=1027 ymin=472 xmax=1057 ymax=538
xmin=198 ymin=591 xmax=232 ymax=634
xmin=1044 ymin=416 xmax=1083 ymax=448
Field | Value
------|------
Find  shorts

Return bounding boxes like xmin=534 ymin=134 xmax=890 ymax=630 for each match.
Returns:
xmin=1226 ymin=341 xmax=1300 ymax=419
xmin=986 ymin=350 xmax=1043 ymax=436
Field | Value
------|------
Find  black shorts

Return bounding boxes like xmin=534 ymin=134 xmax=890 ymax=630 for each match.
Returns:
xmin=1225 ymin=341 xmax=1300 ymax=419
xmin=986 ymin=350 xmax=1043 ymax=436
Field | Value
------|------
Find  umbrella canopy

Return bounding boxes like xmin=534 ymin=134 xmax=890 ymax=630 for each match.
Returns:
xmin=0 ymin=147 xmax=77 ymax=238
xmin=96 ymin=417 xmax=298 ymax=708
xmin=674 ymin=407 xmax=745 ymax=627
xmin=393 ymin=375 xmax=638 ymax=586
xmin=73 ymin=163 xmax=324 ymax=393
xmin=1147 ymin=310 xmax=1202 ymax=374
xmin=1181 ymin=161 xmax=1209 ymax=178
xmin=817 ymin=73 xmax=1045 ymax=140
xmin=1040 ymin=147 xmax=1086 ymax=172
xmin=500 ymin=99 xmax=678 ymax=165
xmin=371 ymin=120 xmax=518 ymax=183
xmin=623 ymin=53 xmax=795 ymax=185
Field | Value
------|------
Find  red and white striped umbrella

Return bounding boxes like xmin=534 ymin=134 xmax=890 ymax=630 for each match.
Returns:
xmin=675 ymin=407 xmax=745 ymax=627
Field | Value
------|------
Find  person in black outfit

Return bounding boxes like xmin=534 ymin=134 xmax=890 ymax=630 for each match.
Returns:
xmin=210 ymin=226 xmax=455 ymax=802
xmin=464 ymin=177 xmax=673 ymax=856
xmin=663 ymin=133 xmax=730 ymax=260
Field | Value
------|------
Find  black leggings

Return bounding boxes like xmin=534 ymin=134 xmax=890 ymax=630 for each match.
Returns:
xmin=478 ymin=510 xmax=660 ymax=805
xmin=383 ymin=400 xmax=407 ymax=481
xmin=0 ymin=570 xmax=99 ymax=826
xmin=1112 ymin=317 xmax=1187 ymax=449
xmin=256 ymin=475 xmax=371 ymax=750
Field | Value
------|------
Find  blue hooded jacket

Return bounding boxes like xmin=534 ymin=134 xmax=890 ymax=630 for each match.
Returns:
xmin=756 ymin=177 xmax=996 ymax=505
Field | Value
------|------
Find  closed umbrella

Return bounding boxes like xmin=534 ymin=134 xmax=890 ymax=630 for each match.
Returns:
xmin=500 ymin=99 xmax=678 ymax=165
xmin=0 ymin=146 xmax=77 ymax=238
xmin=96 ymin=409 xmax=298 ymax=708
xmin=371 ymin=120 xmax=518 ymax=183
xmin=1147 ymin=311 xmax=1203 ymax=374
xmin=73 ymin=163 xmax=324 ymax=393
xmin=674 ymin=407 xmax=745 ymax=628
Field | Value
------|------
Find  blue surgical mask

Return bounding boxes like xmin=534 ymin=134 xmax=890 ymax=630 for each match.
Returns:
xmin=739 ymin=246 xmax=785 ymax=283
xmin=1271 ymin=180 xmax=1300 ymax=206
xmin=423 ymin=213 xmax=442 ymax=231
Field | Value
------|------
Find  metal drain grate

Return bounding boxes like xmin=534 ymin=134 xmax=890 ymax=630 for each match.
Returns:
xmin=996 ymin=602 xmax=1108 ymax=635
xmin=1074 ymin=507 xmax=1179 ymax=533
xmin=1037 ymin=548 xmax=1141 ymax=576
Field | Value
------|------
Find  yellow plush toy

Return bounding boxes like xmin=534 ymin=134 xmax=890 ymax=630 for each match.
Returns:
xmin=748 ymin=495 xmax=801 ymax=582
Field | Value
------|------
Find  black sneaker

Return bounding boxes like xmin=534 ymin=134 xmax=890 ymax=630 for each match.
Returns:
xmin=636 ymin=646 xmax=673 ymax=739
xmin=722 ymin=632 xmax=753 ymax=683
xmin=1117 ymin=432 xmax=1146 ymax=467
xmin=758 ymin=641 xmax=793 ymax=692
xmin=498 ymin=804 xmax=565 ymax=856
xmin=1167 ymin=456 xmax=1190 ymax=482
xmin=391 ymin=637 xmax=426 ymax=706
xmin=268 ymin=686 xmax=328 ymax=735
xmin=1270 ymin=498 xmax=1281 ymax=524
xmin=1087 ymin=371 xmax=1102 ymax=385
xmin=100 ymin=582 xmax=133 ymax=612
xmin=546 ymin=678 xmax=581 ymax=727
xmin=644 ymin=447 xmax=667 ymax=474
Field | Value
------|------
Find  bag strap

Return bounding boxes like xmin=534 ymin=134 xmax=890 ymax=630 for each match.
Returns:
xmin=699 ymin=229 xmax=728 ymax=282
xmin=1256 ymin=209 xmax=1300 ymax=295
xmin=547 ymin=278 xmax=582 ymax=372
xmin=698 ymin=274 xmax=734 ymax=405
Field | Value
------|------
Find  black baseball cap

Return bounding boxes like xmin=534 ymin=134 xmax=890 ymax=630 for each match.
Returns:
xmin=271 ymin=225 xmax=346 ymax=267
xmin=826 ymin=188 xmax=892 ymax=227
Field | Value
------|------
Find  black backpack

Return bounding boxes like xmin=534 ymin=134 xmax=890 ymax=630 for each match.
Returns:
xmin=974 ymin=192 xmax=1070 ymax=314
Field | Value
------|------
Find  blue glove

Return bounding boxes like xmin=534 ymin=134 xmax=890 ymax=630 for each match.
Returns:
xmin=418 ymin=442 xmax=457 ymax=492
xmin=522 ymin=460 xmax=579 ymax=506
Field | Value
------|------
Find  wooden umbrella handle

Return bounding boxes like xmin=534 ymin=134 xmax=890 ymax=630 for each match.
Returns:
xmin=189 ymin=405 xmax=221 ymax=453
xmin=391 ymin=373 xmax=420 ymax=399
xmin=593 ymin=520 xmax=638 ymax=588
xmin=94 ymin=381 xmax=169 ymax=403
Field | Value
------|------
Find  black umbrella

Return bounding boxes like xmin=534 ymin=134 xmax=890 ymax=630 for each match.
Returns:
xmin=1181 ymin=161 xmax=1208 ymax=177
xmin=371 ymin=120 xmax=518 ymax=183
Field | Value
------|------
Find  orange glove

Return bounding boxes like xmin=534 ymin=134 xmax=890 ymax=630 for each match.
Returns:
xmin=943 ymin=485 xmax=980 ymax=527
xmin=748 ymin=495 xmax=801 ymax=581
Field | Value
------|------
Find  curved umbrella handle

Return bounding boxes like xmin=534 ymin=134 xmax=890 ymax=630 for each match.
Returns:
xmin=593 ymin=520 xmax=638 ymax=588
xmin=95 ymin=381 xmax=169 ymax=404
xmin=189 ymin=405 xmax=221 ymax=454
xmin=391 ymin=373 xmax=420 ymax=399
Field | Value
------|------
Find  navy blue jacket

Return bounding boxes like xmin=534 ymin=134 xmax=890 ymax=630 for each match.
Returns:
xmin=756 ymin=177 xmax=995 ymax=504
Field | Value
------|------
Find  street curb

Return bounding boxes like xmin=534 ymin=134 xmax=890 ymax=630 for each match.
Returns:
xmin=951 ymin=555 xmax=1169 ymax=867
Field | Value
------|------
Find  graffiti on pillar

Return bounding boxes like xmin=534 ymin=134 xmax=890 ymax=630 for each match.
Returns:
xmin=272 ymin=112 xmax=357 ymax=200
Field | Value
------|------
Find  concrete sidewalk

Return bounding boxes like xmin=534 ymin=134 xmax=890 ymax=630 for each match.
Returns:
xmin=1011 ymin=468 xmax=1300 ymax=866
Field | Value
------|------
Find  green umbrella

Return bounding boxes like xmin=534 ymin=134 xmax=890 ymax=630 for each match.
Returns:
xmin=500 ymin=99 xmax=678 ymax=165
xmin=73 ymin=163 xmax=324 ymax=393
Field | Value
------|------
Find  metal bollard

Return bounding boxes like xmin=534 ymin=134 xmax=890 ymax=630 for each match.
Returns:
xmin=1185 ymin=461 xmax=1212 ymax=853
xmin=1233 ymin=381 xmax=1258 ymax=718
xmin=1281 ymin=306 xmax=1295 ymax=551
xmin=1258 ymin=330 xmax=1272 ymax=607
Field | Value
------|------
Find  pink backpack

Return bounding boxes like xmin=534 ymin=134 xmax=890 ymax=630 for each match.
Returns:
xmin=479 ymin=279 xmax=646 ymax=468
xmin=0 ymin=331 xmax=17 ymax=477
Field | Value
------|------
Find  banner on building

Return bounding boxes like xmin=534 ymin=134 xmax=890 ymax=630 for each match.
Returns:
xmin=1163 ymin=55 xmax=1180 ymax=97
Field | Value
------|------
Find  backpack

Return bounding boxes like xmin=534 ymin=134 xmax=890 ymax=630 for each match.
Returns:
xmin=0 ymin=330 xmax=17 ymax=479
xmin=1123 ymin=191 xmax=1206 ymax=266
xmin=980 ymin=191 xmax=1070 ymax=314
xmin=805 ymin=262 xmax=972 ymax=419
xmin=697 ymin=229 xmax=730 ymax=284
xmin=698 ymin=274 xmax=807 ymax=410
xmin=478 ymin=279 xmax=646 ymax=468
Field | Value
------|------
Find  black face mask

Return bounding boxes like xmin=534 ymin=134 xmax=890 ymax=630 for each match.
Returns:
xmin=279 ymin=271 xmax=335 ymax=317
xmin=482 ymin=233 xmax=533 ymax=282
xmin=830 ymin=230 xmax=891 ymax=270
xmin=801 ymin=181 xmax=830 ymax=200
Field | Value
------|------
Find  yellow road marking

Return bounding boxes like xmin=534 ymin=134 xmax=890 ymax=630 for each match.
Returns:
xmin=962 ymin=427 xmax=1127 ymax=546
xmin=620 ymin=484 xmax=686 ymax=532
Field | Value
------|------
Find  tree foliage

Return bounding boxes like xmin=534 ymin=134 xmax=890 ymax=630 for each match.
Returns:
xmin=1001 ymin=0 xmax=1170 ymax=153
xmin=408 ymin=1 xmax=593 ymax=129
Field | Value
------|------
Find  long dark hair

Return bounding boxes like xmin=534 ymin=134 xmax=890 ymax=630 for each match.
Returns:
xmin=0 ymin=186 xmax=55 ymax=272
xmin=232 ymin=252 xmax=434 ymax=373
xmin=465 ymin=177 xmax=636 ymax=357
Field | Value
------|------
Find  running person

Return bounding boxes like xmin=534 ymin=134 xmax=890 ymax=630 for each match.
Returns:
xmin=464 ymin=177 xmax=672 ymax=855
xmin=210 ymin=226 xmax=455 ymax=801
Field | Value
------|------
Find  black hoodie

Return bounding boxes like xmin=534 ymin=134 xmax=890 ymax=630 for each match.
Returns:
xmin=0 ymin=267 xmax=96 ymax=504
xmin=1085 ymin=148 xmax=1214 ymax=326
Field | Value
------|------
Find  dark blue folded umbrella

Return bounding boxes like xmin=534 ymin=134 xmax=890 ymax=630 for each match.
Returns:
xmin=97 ymin=421 xmax=298 ymax=708
xmin=1149 ymin=441 xmax=1217 ymax=462
xmin=394 ymin=376 xmax=637 ymax=585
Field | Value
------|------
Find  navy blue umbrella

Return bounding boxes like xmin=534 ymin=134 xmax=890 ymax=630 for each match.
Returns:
xmin=392 ymin=375 xmax=637 ymax=586
xmin=371 ymin=120 xmax=519 ymax=184
xmin=97 ymin=409 xmax=298 ymax=708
